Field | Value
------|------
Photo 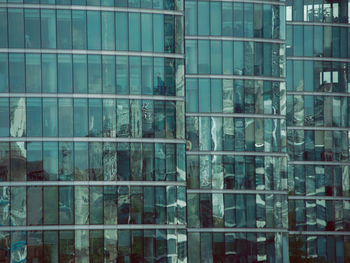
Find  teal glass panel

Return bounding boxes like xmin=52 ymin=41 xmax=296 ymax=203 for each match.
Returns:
xmin=198 ymin=40 xmax=210 ymax=74
xmin=129 ymin=13 xmax=140 ymax=51
xmin=58 ymin=54 xmax=73 ymax=93
xmin=58 ymin=98 xmax=73 ymax=137
xmin=0 ymin=54 xmax=8 ymax=92
xmin=0 ymin=9 xmax=8 ymax=48
xmin=42 ymin=54 xmax=57 ymax=93
xmin=43 ymin=98 xmax=57 ymax=137
xmin=59 ymin=188 xmax=73 ymax=224
xmin=58 ymin=142 xmax=73 ymax=181
xmin=166 ymin=102 xmax=176 ymax=138
xmin=222 ymin=2 xmax=232 ymax=36
xmin=25 ymin=54 xmax=41 ymax=93
xmin=223 ymin=41 xmax=233 ymax=75
xmin=115 ymin=0 xmax=127 ymax=7
xmin=141 ymin=14 xmax=152 ymax=52
xmin=27 ymin=143 xmax=43 ymax=181
xmin=101 ymin=0 xmax=113 ymax=6
xmin=90 ymin=187 xmax=103 ymax=223
xmin=186 ymin=79 xmax=198 ymax=113
xmin=89 ymin=99 xmax=102 ymax=137
xmin=129 ymin=57 xmax=141 ymax=94
xmin=153 ymin=15 xmax=164 ymax=53
xmin=185 ymin=40 xmax=197 ymax=74
xmin=87 ymin=0 xmax=99 ymax=5
xmin=74 ymin=143 xmax=88 ymax=180
xmin=73 ymin=55 xmax=87 ymax=93
xmin=72 ymin=10 xmax=87 ymax=50
xmin=117 ymin=100 xmax=129 ymax=136
xmin=116 ymin=12 xmax=128 ymax=50
xmin=314 ymin=26 xmax=323 ymax=56
xmin=244 ymin=3 xmax=254 ymax=37
xmin=44 ymin=187 xmax=58 ymax=224
xmin=102 ymin=99 xmax=116 ymax=137
xmin=264 ymin=5 xmax=272 ymax=38
xmin=116 ymin=56 xmax=128 ymax=94
xmin=9 ymin=54 xmax=25 ymax=93
xmin=254 ymin=4 xmax=263 ymax=38
xmin=211 ymin=41 xmax=222 ymax=74
xmin=90 ymin=230 xmax=103 ymax=262
xmin=8 ymin=9 xmax=24 ymax=48
xmin=263 ymin=43 xmax=272 ymax=76
xmin=117 ymin=230 xmax=130 ymax=261
xmin=102 ymin=56 xmax=115 ymax=94
xmin=142 ymin=57 xmax=153 ymax=95
xmin=155 ymin=101 xmax=165 ymax=137
xmin=141 ymin=0 xmax=151 ymax=8
xmin=25 ymin=9 xmax=40 ymax=48
xmin=142 ymin=100 xmax=154 ymax=137
xmin=185 ymin=1 xmax=197 ymax=35
xmin=129 ymin=0 xmax=139 ymax=8
xmin=198 ymin=1 xmax=209 ymax=35
xmin=117 ymin=144 xmax=130 ymax=180
xmin=199 ymin=79 xmax=210 ymax=113
xmin=165 ymin=59 xmax=175 ymax=95
xmin=73 ymin=98 xmax=88 ymax=137
xmin=211 ymin=79 xmax=222 ymax=112
xmin=72 ymin=0 xmax=86 ymax=4
xmin=154 ymin=57 xmax=164 ymax=95
xmin=164 ymin=15 xmax=174 ymax=53
xmin=43 ymin=231 xmax=58 ymax=261
xmin=210 ymin=2 xmax=221 ymax=36
xmin=102 ymin=12 xmax=115 ymax=50
xmin=233 ymin=2 xmax=243 ymax=37
xmin=88 ymin=55 xmax=102 ymax=94
xmin=164 ymin=0 xmax=174 ymax=10
xmin=153 ymin=0 xmax=163 ymax=9
xmin=87 ymin=11 xmax=101 ymax=50
xmin=43 ymin=142 xmax=58 ymax=181
xmin=41 ymin=9 xmax=56 ymax=49
xmin=57 ymin=0 xmax=71 ymax=4
xmin=27 ymin=98 xmax=42 ymax=137
xmin=0 ymin=98 xmax=9 ymax=136
xmin=234 ymin=42 xmax=243 ymax=75
xmin=57 ymin=10 xmax=72 ymax=49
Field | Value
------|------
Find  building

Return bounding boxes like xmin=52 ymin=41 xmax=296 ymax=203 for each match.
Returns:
xmin=0 ymin=0 xmax=349 ymax=262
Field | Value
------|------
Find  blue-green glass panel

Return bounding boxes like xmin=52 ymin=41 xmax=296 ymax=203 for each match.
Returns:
xmin=153 ymin=14 xmax=164 ymax=53
xmin=211 ymin=41 xmax=222 ymax=74
xmin=73 ymin=55 xmax=87 ymax=93
xmin=141 ymin=14 xmax=152 ymax=52
xmin=129 ymin=13 xmax=140 ymax=51
xmin=223 ymin=41 xmax=233 ymax=75
xmin=234 ymin=42 xmax=243 ymax=75
xmin=102 ymin=99 xmax=116 ymax=137
xmin=57 ymin=0 xmax=71 ymax=4
xmin=27 ymin=143 xmax=43 ymax=181
xmin=199 ymin=79 xmax=210 ymax=113
xmin=43 ymin=98 xmax=57 ymax=137
xmin=233 ymin=3 xmax=243 ymax=37
xmin=116 ymin=56 xmax=128 ymax=94
xmin=263 ymin=43 xmax=272 ymax=76
xmin=164 ymin=58 xmax=175 ymax=95
xmin=102 ymin=56 xmax=115 ymax=94
xmin=58 ymin=54 xmax=72 ymax=93
xmin=25 ymin=9 xmax=40 ymax=48
xmin=263 ymin=5 xmax=272 ymax=38
xmin=58 ymin=143 xmax=73 ymax=180
xmin=0 ymin=98 xmax=9 ymax=136
xmin=25 ymin=54 xmax=41 ymax=93
xmin=89 ymin=99 xmax=102 ymax=137
xmin=58 ymin=98 xmax=73 ymax=137
xmin=222 ymin=2 xmax=232 ymax=36
xmin=155 ymin=101 xmax=165 ymax=137
xmin=211 ymin=79 xmax=222 ymax=113
xmin=73 ymin=99 xmax=88 ymax=137
xmin=164 ymin=15 xmax=174 ymax=53
xmin=27 ymin=98 xmax=42 ymax=137
xmin=87 ymin=11 xmax=101 ymax=50
xmin=8 ymin=9 xmax=24 ymax=48
xmin=43 ymin=142 xmax=58 ymax=181
xmin=153 ymin=0 xmax=163 ymax=9
xmin=42 ymin=54 xmax=57 ymax=93
xmin=129 ymin=57 xmax=141 ymax=95
xmin=101 ymin=0 xmax=113 ymax=6
xmin=166 ymin=102 xmax=176 ymax=138
xmin=0 ymin=54 xmax=7 ymax=92
xmin=87 ymin=0 xmax=99 ymax=5
xmin=154 ymin=57 xmax=164 ymax=95
xmin=185 ymin=40 xmax=197 ymax=74
xmin=186 ymin=79 xmax=198 ymax=113
xmin=116 ymin=12 xmax=128 ymax=51
xmin=0 ymin=9 xmax=7 ymax=48
xmin=314 ymin=26 xmax=323 ymax=56
xmin=57 ymin=10 xmax=72 ymax=49
xmin=88 ymin=55 xmax=102 ymax=94
xmin=89 ymin=143 xmax=103 ymax=181
xmin=72 ymin=0 xmax=86 ymax=4
xmin=102 ymin=12 xmax=115 ymax=50
xmin=9 ymin=54 xmax=25 ymax=93
xmin=198 ymin=1 xmax=209 ymax=35
xmin=59 ymin=187 xmax=73 ymax=224
xmin=117 ymin=144 xmax=130 ymax=180
xmin=198 ymin=40 xmax=209 ymax=74
xmin=210 ymin=2 xmax=221 ymax=36
xmin=185 ymin=1 xmax=197 ymax=35
xmin=41 ymin=9 xmax=56 ymax=49
xmin=74 ymin=142 xmax=88 ymax=180
xmin=142 ymin=57 xmax=153 ymax=95
xmin=72 ymin=10 xmax=87 ymax=50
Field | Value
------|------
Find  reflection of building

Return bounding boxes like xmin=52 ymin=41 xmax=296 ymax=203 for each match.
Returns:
xmin=0 ymin=0 xmax=349 ymax=262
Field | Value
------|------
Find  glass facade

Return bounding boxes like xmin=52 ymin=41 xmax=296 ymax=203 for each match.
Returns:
xmin=286 ymin=0 xmax=350 ymax=262
xmin=0 ymin=0 xmax=349 ymax=262
xmin=0 ymin=1 xmax=186 ymax=262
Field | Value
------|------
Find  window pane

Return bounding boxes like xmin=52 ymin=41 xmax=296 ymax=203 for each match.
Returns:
xmin=9 ymin=54 xmax=25 ymax=93
xmin=41 ymin=9 xmax=56 ymax=49
xmin=73 ymin=98 xmax=88 ymax=137
xmin=87 ymin=11 xmax=101 ymax=50
xmin=26 ymin=54 xmax=41 ymax=93
xmin=72 ymin=10 xmax=87 ymax=49
xmin=102 ymin=12 xmax=115 ymax=50
xmin=141 ymin=14 xmax=152 ymax=52
xmin=42 ymin=54 xmax=57 ymax=93
xmin=43 ymin=98 xmax=57 ymax=137
xmin=89 ymin=99 xmax=102 ymax=137
xmin=8 ymin=9 xmax=24 ymax=48
xmin=116 ymin=12 xmax=128 ymax=51
xmin=102 ymin=56 xmax=115 ymax=94
xmin=58 ymin=98 xmax=73 ymax=137
xmin=58 ymin=54 xmax=73 ymax=93
xmin=153 ymin=14 xmax=164 ymax=53
xmin=88 ymin=55 xmax=102 ymax=93
xmin=116 ymin=56 xmax=128 ymax=94
xmin=57 ymin=10 xmax=72 ymax=49
xmin=43 ymin=142 xmax=58 ymax=181
xmin=129 ymin=13 xmax=140 ymax=51
xmin=0 ymin=9 xmax=8 ymax=48
xmin=73 ymin=55 xmax=87 ymax=93
xmin=0 ymin=54 xmax=8 ymax=92
xmin=27 ymin=98 xmax=42 ymax=137
xmin=0 ymin=98 xmax=9 ymax=137
xmin=25 ymin=9 xmax=40 ymax=48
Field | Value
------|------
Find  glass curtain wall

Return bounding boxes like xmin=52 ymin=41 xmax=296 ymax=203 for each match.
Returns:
xmin=0 ymin=1 xmax=186 ymax=262
xmin=184 ymin=0 xmax=288 ymax=262
xmin=286 ymin=0 xmax=350 ymax=262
